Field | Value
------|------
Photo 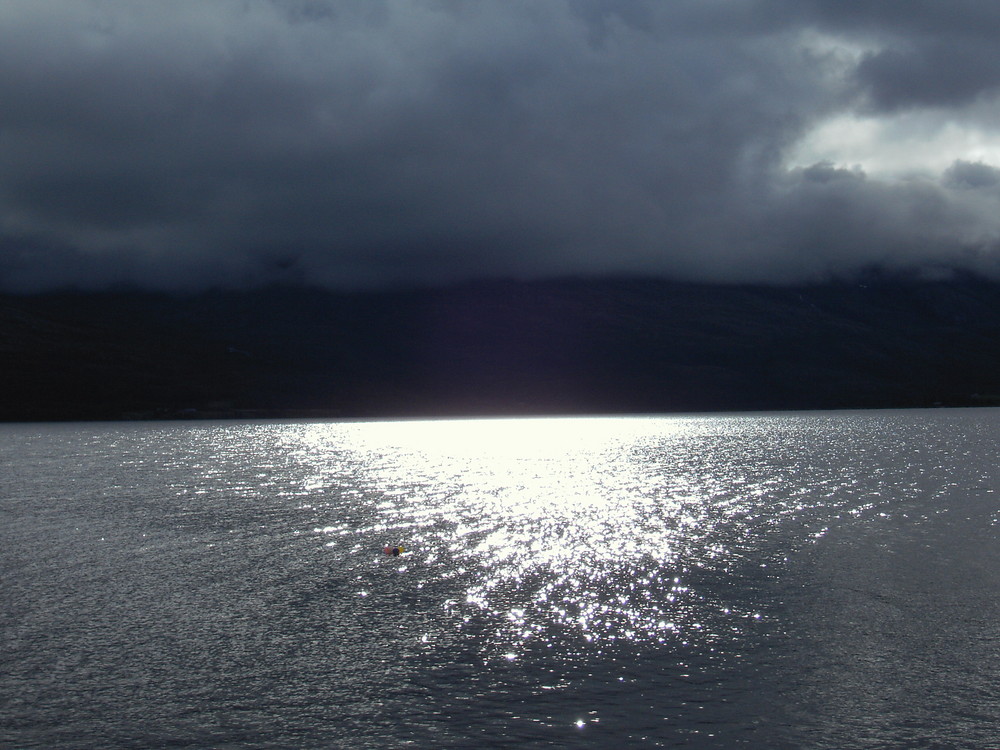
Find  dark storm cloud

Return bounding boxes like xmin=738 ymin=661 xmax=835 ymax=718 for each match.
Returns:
xmin=946 ymin=160 xmax=1000 ymax=190
xmin=2 ymin=0 xmax=1000 ymax=291
xmin=762 ymin=0 xmax=1000 ymax=110
xmin=855 ymin=38 xmax=1000 ymax=112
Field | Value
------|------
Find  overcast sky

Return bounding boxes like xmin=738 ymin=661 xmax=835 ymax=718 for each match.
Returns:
xmin=3 ymin=0 xmax=1000 ymax=291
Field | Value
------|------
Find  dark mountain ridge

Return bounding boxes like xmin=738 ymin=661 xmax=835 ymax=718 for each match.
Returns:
xmin=3 ymin=275 xmax=1000 ymax=421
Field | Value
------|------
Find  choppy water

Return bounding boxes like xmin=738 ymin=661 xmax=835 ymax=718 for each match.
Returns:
xmin=2 ymin=409 xmax=1000 ymax=748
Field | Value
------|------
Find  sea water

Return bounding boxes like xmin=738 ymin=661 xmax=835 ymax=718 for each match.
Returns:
xmin=2 ymin=409 xmax=1000 ymax=748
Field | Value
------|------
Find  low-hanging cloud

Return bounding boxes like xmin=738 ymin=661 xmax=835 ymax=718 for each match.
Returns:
xmin=2 ymin=0 xmax=1000 ymax=291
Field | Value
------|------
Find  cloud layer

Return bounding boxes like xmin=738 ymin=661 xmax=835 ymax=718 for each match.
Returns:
xmin=3 ymin=0 xmax=1000 ymax=291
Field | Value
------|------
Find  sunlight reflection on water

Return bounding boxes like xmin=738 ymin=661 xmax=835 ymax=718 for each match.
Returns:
xmin=6 ymin=410 xmax=1000 ymax=748
xmin=301 ymin=416 xmax=806 ymax=659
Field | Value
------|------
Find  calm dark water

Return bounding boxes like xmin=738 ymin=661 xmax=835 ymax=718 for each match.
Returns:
xmin=2 ymin=409 xmax=1000 ymax=748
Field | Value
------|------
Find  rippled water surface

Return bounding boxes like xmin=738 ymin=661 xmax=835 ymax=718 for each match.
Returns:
xmin=3 ymin=409 xmax=1000 ymax=747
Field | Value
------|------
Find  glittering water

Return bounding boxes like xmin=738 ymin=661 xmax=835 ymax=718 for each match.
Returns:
xmin=3 ymin=409 xmax=1000 ymax=748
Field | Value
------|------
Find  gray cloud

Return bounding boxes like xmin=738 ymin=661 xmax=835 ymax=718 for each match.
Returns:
xmin=856 ymin=40 xmax=1000 ymax=112
xmin=2 ymin=0 xmax=1000 ymax=291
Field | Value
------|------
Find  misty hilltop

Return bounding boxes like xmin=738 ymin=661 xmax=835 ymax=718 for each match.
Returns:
xmin=3 ymin=275 xmax=1000 ymax=421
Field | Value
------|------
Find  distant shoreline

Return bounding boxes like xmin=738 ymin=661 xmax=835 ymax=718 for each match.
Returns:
xmin=6 ymin=277 xmax=1000 ymax=423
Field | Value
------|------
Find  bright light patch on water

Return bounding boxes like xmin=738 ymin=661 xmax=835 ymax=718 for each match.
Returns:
xmin=5 ymin=410 xmax=1000 ymax=748
xmin=301 ymin=415 xmax=806 ymax=659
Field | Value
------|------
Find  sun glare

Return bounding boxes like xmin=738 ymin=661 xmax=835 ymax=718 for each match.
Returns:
xmin=343 ymin=415 xmax=657 ymax=460
xmin=302 ymin=415 xmax=769 ymax=657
